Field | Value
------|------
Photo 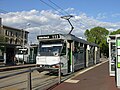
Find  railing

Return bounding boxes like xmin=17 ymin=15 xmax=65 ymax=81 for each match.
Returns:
xmin=0 ymin=64 xmax=61 ymax=90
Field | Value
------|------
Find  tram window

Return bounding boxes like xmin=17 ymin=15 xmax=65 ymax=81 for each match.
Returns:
xmin=60 ymin=43 xmax=66 ymax=56
xmin=0 ymin=49 xmax=4 ymax=60
xmin=74 ymin=41 xmax=79 ymax=53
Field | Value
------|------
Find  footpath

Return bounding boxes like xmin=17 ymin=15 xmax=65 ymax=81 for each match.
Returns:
xmin=51 ymin=59 xmax=119 ymax=90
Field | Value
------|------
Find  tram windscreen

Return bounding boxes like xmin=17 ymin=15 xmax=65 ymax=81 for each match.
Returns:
xmin=39 ymin=42 xmax=63 ymax=56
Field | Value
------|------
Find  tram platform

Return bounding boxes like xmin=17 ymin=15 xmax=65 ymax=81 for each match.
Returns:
xmin=51 ymin=59 xmax=120 ymax=90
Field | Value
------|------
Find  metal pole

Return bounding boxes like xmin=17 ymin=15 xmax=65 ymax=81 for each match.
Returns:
xmin=22 ymin=23 xmax=30 ymax=64
xmin=58 ymin=62 xmax=61 ymax=83
xmin=27 ymin=68 xmax=32 ymax=90
xmin=22 ymin=29 xmax=25 ymax=64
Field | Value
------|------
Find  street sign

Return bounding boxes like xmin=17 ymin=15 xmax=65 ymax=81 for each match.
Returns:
xmin=116 ymin=35 xmax=120 ymax=88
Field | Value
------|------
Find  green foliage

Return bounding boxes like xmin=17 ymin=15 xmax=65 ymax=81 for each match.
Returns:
xmin=84 ymin=26 xmax=109 ymax=57
xmin=110 ymin=29 xmax=120 ymax=35
xmin=0 ymin=34 xmax=5 ymax=43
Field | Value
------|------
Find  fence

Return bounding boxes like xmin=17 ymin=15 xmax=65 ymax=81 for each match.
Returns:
xmin=0 ymin=64 xmax=61 ymax=90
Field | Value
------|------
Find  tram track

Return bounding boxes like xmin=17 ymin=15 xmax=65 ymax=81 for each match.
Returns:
xmin=0 ymin=69 xmax=58 ymax=90
xmin=0 ymin=68 xmax=74 ymax=90
xmin=0 ymin=61 xmax=103 ymax=90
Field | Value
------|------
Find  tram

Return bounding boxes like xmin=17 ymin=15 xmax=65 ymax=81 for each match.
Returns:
xmin=36 ymin=34 xmax=100 ymax=75
xmin=15 ymin=44 xmax=38 ymax=64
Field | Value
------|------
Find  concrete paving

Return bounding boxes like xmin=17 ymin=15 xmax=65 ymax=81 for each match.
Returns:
xmin=51 ymin=61 xmax=120 ymax=90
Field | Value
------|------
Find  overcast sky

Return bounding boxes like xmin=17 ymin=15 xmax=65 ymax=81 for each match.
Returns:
xmin=0 ymin=0 xmax=120 ymax=43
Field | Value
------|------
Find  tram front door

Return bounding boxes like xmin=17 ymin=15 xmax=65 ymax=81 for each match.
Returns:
xmin=67 ymin=41 xmax=73 ymax=73
xmin=6 ymin=47 xmax=15 ymax=65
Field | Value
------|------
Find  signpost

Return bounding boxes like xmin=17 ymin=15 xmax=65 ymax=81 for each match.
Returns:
xmin=108 ymin=35 xmax=116 ymax=76
xmin=116 ymin=35 xmax=120 ymax=88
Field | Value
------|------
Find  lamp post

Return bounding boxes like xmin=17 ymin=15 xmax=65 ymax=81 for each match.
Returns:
xmin=22 ymin=23 xmax=30 ymax=64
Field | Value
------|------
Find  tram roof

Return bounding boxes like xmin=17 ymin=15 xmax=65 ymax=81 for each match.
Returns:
xmin=37 ymin=33 xmax=98 ymax=47
xmin=108 ymin=35 xmax=116 ymax=39
xmin=63 ymin=34 xmax=98 ymax=47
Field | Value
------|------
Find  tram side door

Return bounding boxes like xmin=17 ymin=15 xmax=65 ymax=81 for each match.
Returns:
xmin=84 ymin=44 xmax=87 ymax=68
xmin=109 ymin=41 xmax=116 ymax=76
xmin=67 ymin=41 xmax=73 ymax=73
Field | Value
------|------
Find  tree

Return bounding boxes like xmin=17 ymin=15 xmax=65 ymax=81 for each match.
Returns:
xmin=84 ymin=26 xmax=109 ymax=57
xmin=0 ymin=34 xmax=5 ymax=43
xmin=110 ymin=29 xmax=120 ymax=35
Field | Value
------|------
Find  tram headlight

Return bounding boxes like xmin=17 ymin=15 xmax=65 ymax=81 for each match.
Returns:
xmin=52 ymin=65 xmax=59 ymax=68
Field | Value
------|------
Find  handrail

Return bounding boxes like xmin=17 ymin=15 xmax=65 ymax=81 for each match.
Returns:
xmin=0 ymin=67 xmax=44 ymax=90
xmin=0 ymin=63 xmax=61 ymax=90
xmin=0 ymin=67 xmax=41 ymax=79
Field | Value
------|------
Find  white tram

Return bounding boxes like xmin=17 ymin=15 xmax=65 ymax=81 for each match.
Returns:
xmin=15 ymin=44 xmax=38 ymax=64
xmin=36 ymin=34 xmax=100 ymax=75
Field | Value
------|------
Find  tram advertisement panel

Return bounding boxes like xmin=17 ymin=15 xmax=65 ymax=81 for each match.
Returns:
xmin=117 ymin=38 xmax=120 ymax=68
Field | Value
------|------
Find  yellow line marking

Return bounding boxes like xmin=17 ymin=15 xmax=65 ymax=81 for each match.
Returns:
xmin=64 ymin=79 xmax=80 ymax=83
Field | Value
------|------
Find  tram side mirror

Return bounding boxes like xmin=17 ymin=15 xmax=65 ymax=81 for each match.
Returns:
xmin=60 ymin=43 xmax=66 ymax=56
xmin=54 ymin=52 xmax=59 ymax=56
xmin=60 ymin=49 xmax=66 ymax=56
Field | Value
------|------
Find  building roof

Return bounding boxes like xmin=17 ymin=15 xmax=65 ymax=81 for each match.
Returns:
xmin=2 ymin=25 xmax=29 ymax=33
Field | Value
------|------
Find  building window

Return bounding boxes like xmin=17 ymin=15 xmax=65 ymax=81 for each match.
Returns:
xmin=16 ymin=32 xmax=18 ymax=37
xmin=15 ymin=39 xmax=17 ymax=44
xmin=25 ymin=33 xmax=28 ymax=39
xmin=0 ymin=46 xmax=4 ymax=61
xmin=10 ymin=31 xmax=14 ymax=37
xmin=10 ymin=38 xmax=12 ymax=44
xmin=5 ymin=30 xmax=9 ymax=36
xmin=0 ymin=29 xmax=1 ymax=34
xmin=5 ymin=37 xmax=9 ymax=43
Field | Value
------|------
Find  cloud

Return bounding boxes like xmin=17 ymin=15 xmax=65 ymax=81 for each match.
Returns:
xmin=112 ymin=13 xmax=120 ymax=17
xmin=0 ymin=9 xmax=120 ymax=43
xmin=96 ymin=13 xmax=107 ymax=20
xmin=65 ymin=8 xmax=75 ymax=12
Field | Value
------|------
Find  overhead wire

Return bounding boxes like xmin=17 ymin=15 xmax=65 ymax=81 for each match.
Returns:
xmin=48 ymin=0 xmax=69 ymax=15
xmin=0 ymin=8 xmax=66 ymax=34
xmin=0 ymin=8 xmax=43 ymax=28
xmin=42 ymin=0 xmax=76 ymax=34
xmin=39 ymin=0 xmax=65 ymax=15
xmin=0 ymin=1 xmax=88 ymax=34
xmin=46 ymin=0 xmax=89 ymax=30
xmin=39 ymin=0 xmax=75 ymax=34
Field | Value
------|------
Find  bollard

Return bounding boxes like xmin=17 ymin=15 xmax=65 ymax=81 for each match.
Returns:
xmin=27 ymin=68 xmax=32 ymax=90
xmin=58 ymin=62 xmax=61 ymax=84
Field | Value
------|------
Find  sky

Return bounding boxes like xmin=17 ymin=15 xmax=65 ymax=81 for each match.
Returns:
xmin=0 ymin=0 xmax=120 ymax=43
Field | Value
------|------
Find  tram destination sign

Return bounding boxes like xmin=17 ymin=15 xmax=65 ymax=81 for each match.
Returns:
xmin=37 ymin=34 xmax=60 ymax=40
